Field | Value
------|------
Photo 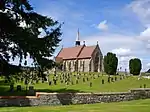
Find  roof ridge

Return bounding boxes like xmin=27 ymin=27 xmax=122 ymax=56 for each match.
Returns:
xmin=76 ymin=45 xmax=85 ymax=58
xmin=63 ymin=45 xmax=84 ymax=49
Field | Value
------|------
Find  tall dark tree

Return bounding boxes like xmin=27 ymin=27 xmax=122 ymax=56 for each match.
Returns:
xmin=103 ymin=52 xmax=118 ymax=75
xmin=129 ymin=58 xmax=142 ymax=75
xmin=0 ymin=0 xmax=62 ymax=77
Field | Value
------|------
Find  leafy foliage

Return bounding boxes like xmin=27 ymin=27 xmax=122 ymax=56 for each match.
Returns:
xmin=0 ymin=0 xmax=62 ymax=76
xmin=129 ymin=58 xmax=142 ymax=75
xmin=103 ymin=52 xmax=118 ymax=75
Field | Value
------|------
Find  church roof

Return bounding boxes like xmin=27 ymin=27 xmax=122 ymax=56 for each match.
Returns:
xmin=56 ymin=45 xmax=97 ymax=60
xmin=78 ymin=46 xmax=96 ymax=59
xmin=56 ymin=45 xmax=84 ymax=60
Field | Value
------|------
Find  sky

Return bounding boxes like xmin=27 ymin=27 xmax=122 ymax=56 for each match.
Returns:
xmin=10 ymin=0 xmax=150 ymax=72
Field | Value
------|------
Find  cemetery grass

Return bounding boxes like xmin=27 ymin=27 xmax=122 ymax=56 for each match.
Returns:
xmin=0 ymin=73 xmax=150 ymax=96
xmin=0 ymin=99 xmax=150 ymax=112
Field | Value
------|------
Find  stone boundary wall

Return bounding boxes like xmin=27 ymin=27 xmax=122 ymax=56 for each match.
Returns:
xmin=0 ymin=88 xmax=150 ymax=107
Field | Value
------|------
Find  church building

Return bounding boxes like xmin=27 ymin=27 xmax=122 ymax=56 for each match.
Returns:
xmin=55 ymin=30 xmax=103 ymax=72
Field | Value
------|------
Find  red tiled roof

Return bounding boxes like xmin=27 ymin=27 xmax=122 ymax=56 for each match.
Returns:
xmin=78 ymin=46 xmax=96 ymax=59
xmin=56 ymin=45 xmax=84 ymax=59
xmin=56 ymin=45 xmax=97 ymax=60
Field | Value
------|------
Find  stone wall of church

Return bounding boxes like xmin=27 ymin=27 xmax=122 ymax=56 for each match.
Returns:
xmin=78 ymin=59 xmax=91 ymax=72
xmin=91 ymin=46 xmax=103 ymax=72
xmin=63 ymin=60 xmax=75 ymax=72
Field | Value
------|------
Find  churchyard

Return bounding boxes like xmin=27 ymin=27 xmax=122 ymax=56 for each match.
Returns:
xmin=0 ymin=71 xmax=150 ymax=96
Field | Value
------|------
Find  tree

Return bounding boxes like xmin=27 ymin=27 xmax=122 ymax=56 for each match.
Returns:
xmin=103 ymin=52 xmax=118 ymax=75
xmin=129 ymin=58 xmax=142 ymax=75
xmin=0 ymin=0 xmax=62 ymax=77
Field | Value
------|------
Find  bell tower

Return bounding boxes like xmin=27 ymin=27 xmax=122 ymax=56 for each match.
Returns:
xmin=75 ymin=28 xmax=80 ymax=46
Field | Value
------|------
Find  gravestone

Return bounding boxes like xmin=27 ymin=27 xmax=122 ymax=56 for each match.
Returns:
xmin=49 ymin=81 xmax=52 ymax=85
xmin=87 ymin=77 xmax=89 ymax=81
xmin=76 ymin=80 xmax=78 ymax=84
xmin=36 ymin=80 xmax=39 ymax=84
xmin=144 ymin=84 xmax=146 ymax=88
xmin=108 ymin=77 xmax=110 ymax=83
xmin=54 ymin=79 xmax=57 ymax=85
xmin=17 ymin=85 xmax=21 ymax=91
xmin=111 ymin=77 xmax=114 ymax=82
xmin=120 ymin=76 xmax=122 ymax=80
xmin=4 ymin=79 xmax=8 ymax=83
xmin=27 ymin=86 xmax=35 ymax=96
xmin=102 ymin=79 xmax=104 ymax=84
xmin=71 ymin=81 xmax=74 ymax=85
xmin=83 ymin=78 xmax=85 ymax=82
xmin=90 ymin=82 xmax=92 ymax=87
xmin=115 ymin=77 xmax=117 ymax=81
xmin=9 ymin=84 xmax=14 ymax=92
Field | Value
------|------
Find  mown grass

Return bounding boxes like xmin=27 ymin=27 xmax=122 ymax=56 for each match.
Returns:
xmin=0 ymin=99 xmax=150 ymax=112
xmin=0 ymin=72 xmax=149 ymax=96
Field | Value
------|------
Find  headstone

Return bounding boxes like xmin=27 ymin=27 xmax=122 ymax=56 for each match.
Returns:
xmin=90 ymin=82 xmax=92 ymax=87
xmin=9 ymin=84 xmax=14 ymax=92
xmin=120 ymin=76 xmax=122 ymax=80
xmin=111 ymin=77 xmax=114 ymax=82
xmin=17 ymin=85 xmax=21 ymax=91
xmin=83 ymin=78 xmax=85 ymax=82
xmin=71 ymin=81 xmax=74 ymax=85
xmin=115 ymin=77 xmax=117 ymax=81
xmin=4 ymin=80 xmax=8 ymax=83
xmin=144 ymin=84 xmax=146 ymax=88
xmin=21 ymin=78 xmax=24 ymax=82
xmin=108 ymin=77 xmax=110 ymax=83
xmin=54 ymin=79 xmax=57 ymax=85
xmin=76 ymin=80 xmax=78 ymax=84
xmin=49 ymin=81 xmax=52 ymax=85
xmin=87 ymin=77 xmax=89 ymax=81
xmin=102 ymin=79 xmax=104 ymax=84
xmin=36 ymin=80 xmax=39 ymax=84
xmin=27 ymin=86 xmax=35 ymax=96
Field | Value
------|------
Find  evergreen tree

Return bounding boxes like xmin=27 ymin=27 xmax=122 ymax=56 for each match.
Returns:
xmin=103 ymin=52 xmax=118 ymax=75
xmin=0 ymin=0 xmax=62 ymax=76
xmin=129 ymin=58 xmax=142 ymax=75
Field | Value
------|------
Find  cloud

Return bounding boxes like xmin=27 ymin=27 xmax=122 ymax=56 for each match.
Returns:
xmin=83 ymin=33 xmax=145 ymax=71
xmin=146 ymin=63 xmax=150 ymax=67
xmin=97 ymin=20 xmax=108 ymax=31
xmin=127 ymin=0 xmax=150 ymax=26
xmin=111 ymin=48 xmax=131 ymax=57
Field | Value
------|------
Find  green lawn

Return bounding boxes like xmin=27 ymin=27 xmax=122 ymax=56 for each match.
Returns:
xmin=0 ymin=73 xmax=150 ymax=96
xmin=1 ymin=99 xmax=150 ymax=112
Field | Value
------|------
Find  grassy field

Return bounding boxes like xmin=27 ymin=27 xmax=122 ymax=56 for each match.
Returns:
xmin=0 ymin=99 xmax=150 ymax=112
xmin=0 ymin=72 xmax=150 ymax=96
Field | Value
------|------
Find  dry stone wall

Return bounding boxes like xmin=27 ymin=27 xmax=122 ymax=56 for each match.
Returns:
xmin=0 ymin=88 xmax=150 ymax=107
